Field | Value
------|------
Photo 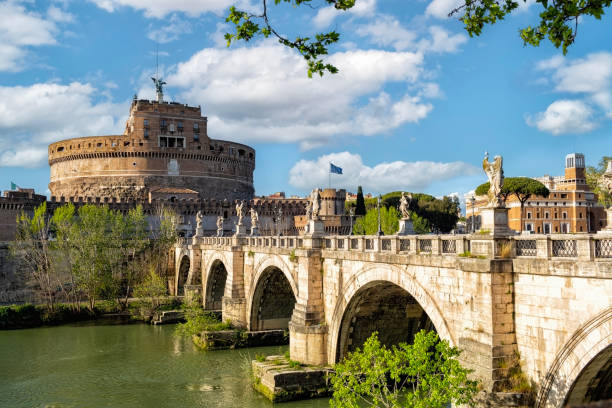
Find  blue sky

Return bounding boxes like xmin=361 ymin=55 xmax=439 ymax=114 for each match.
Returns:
xmin=0 ymin=0 xmax=611 ymax=207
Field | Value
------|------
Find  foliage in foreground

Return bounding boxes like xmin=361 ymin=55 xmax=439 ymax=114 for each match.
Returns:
xmin=174 ymin=305 xmax=232 ymax=337
xmin=330 ymin=331 xmax=478 ymax=408
xmin=224 ymin=0 xmax=607 ymax=77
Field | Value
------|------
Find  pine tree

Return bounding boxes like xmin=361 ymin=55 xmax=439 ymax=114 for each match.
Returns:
xmin=355 ymin=186 xmax=366 ymax=216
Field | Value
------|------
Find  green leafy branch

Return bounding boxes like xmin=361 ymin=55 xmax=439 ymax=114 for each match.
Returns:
xmin=225 ymin=0 xmax=354 ymax=77
xmin=452 ymin=0 xmax=611 ymax=54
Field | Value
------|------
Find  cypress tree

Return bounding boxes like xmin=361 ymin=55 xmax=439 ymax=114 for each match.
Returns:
xmin=355 ymin=186 xmax=366 ymax=216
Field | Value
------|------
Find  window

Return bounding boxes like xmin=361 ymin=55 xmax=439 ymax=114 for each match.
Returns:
xmin=555 ymin=226 xmax=558 ymax=233
xmin=579 ymin=212 xmax=583 ymax=219
xmin=562 ymin=212 xmax=567 ymax=219
xmin=561 ymin=193 xmax=567 ymax=199
xmin=545 ymin=211 xmax=549 ymax=219
xmin=169 ymin=123 xmax=175 ymax=133
xmin=194 ymin=132 xmax=199 ymax=142
xmin=161 ymin=119 xmax=167 ymax=127
xmin=527 ymin=212 xmax=532 ymax=219
xmin=97 ymin=142 xmax=102 ymax=147
xmin=193 ymin=123 xmax=199 ymax=132
xmin=144 ymin=119 xmax=149 ymax=127
xmin=159 ymin=137 xmax=167 ymax=147
xmin=177 ymin=121 xmax=183 ymax=132
xmin=57 ymin=146 xmax=64 ymax=152
xmin=526 ymin=223 xmax=533 ymax=231
xmin=144 ymin=129 xmax=149 ymax=139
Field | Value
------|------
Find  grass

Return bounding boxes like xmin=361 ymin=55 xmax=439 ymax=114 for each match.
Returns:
xmin=499 ymin=241 xmax=513 ymax=258
xmin=458 ymin=251 xmax=487 ymax=259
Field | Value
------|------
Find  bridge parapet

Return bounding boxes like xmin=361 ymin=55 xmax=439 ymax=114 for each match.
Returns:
xmin=183 ymin=233 xmax=612 ymax=261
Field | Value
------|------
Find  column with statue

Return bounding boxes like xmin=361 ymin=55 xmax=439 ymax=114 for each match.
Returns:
xmin=479 ymin=152 xmax=513 ymax=236
xmin=305 ymin=188 xmax=324 ymax=236
xmin=234 ymin=200 xmax=248 ymax=236
xmin=397 ymin=192 xmax=415 ymax=235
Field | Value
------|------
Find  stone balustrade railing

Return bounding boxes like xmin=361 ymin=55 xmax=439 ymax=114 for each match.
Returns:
xmin=188 ymin=233 xmax=612 ymax=261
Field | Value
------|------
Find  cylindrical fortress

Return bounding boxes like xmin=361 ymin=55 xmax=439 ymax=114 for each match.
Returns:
xmin=48 ymin=99 xmax=255 ymax=201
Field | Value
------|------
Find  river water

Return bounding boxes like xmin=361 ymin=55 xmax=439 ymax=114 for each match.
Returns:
xmin=0 ymin=323 xmax=330 ymax=408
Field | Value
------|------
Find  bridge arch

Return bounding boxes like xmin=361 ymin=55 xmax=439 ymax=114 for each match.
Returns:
xmin=176 ymin=254 xmax=190 ymax=296
xmin=248 ymin=257 xmax=297 ymax=331
xmin=329 ymin=264 xmax=454 ymax=363
xmin=536 ymin=307 xmax=612 ymax=408
xmin=204 ymin=259 xmax=228 ymax=310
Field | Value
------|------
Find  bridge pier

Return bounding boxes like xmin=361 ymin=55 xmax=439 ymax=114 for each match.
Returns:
xmin=289 ymin=248 xmax=328 ymax=365
xmin=221 ymin=247 xmax=247 ymax=328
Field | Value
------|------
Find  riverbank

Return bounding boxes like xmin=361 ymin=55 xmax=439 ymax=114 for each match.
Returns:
xmin=0 ymin=298 xmax=183 ymax=330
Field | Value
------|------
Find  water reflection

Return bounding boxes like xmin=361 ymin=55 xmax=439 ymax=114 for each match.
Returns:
xmin=0 ymin=324 xmax=329 ymax=408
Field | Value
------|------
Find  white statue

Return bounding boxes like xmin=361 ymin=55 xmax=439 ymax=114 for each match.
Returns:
xmin=600 ymin=160 xmax=612 ymax=197
xmin=216 ymin=216 xmax=224 ymax=236
xmin=196 ymin=210 xmax=203 ymax=230
xmin=235 ymin=200 xmax=245 ymax=225
xmin=310 ymin=188 xmax=321 ymax=219
xmin=305 ymin=200 xmax=312 ymax=220
xmin=399 ymin=192 xmax=412 ymax=220
xmin=250 ymin=208 xmax=259 ymax=229
xmin=483 ymin=152 xmax=504 ymax=207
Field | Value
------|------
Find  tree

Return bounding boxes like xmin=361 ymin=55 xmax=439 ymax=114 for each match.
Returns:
xmin=586 ymin=156 xmax=612 ymax=207
xmin=355 ymin=186 xmax=366 ymax=216
xmin=353 ymin=206 xmax=400 ymax=235
xmin=505 ymin=177 xmax=549 ymax=233
xmin=50 ymin=203 xmax=81 ymax=308
xmin=225 ymin=0 xmax=609 ymax=77
xmin=11 ymin=203 xmax=57 ymax=309
xmin=475 ymin=177 xmax=549 ymax=233
xmin=330 ymin=330 xmax=478 ymax=408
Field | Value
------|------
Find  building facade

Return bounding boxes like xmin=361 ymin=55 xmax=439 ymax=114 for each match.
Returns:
xmin=466 ymin=153 xmax=607 ymax=234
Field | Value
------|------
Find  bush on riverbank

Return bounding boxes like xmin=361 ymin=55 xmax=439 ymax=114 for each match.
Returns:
xmin=0 ymin=303 xmax=96 ymax=329
xmin=1 ymin=297 xmax=184 ymax=330
xmin=175 ymin=305 xmax=232 ymax=337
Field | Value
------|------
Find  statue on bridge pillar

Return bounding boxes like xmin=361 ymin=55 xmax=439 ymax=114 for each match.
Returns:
xmin=479 ymin=152 xmax=511 ymax=236
xmin=195 ymin=210 xmax=204 ymax=237
xmin=397 ymin=192 xmax=414 ymax=235
xmin=598 ymin=160 xmax=612 ymax=233
xmin=250 ymin=208 xmax=260 ymax=236
xmin=234 ymin=200 xmax=248 ymax=236
xmin=483 ymin=152 xmax=504 ymax=208
xmin=305 ymin=188 xmax=324 ymax=236
xmin=216 ymin=216 xmax=224 ymax=237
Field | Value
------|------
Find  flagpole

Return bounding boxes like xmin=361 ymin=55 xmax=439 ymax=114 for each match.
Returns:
xmin=329 ymin=162 xmax=331 ymax=190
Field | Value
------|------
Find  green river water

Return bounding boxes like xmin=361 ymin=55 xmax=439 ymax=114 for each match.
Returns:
xmin=0 ymin=323 xmax=330 ymax=408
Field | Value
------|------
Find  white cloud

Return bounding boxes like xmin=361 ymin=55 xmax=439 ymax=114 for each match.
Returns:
xmin=425 ymin=0 xmax=463 ymax=19
xmin=355 ymin=15 xmax=417 ymax=51
xmin=313 ymin=0 xmax=376 ymax=28
xmin=532 ymin=52 xmax=612 ymax=127
xmin=89 ymin=0 xmax=255 ymax=18
xmin=47 ymin=5 xmax=74 ymax=23
xmin=0 ymin=1 xmax=61 ymax=71
xmin=418 ymin=26 xmax=467 ymax=53
xmin=147 ymin=13 xmax=191 ymax=43
xmin=0 ymin=82 xmax=127 ymax=168
xmin=165 ymin=42 xmax=435 ymax=149
xmin=526 ymin=99 xmax=595 ymax=135
xmin=355 ymin=16 xmax=466 ymax=54
xmin=288 ymin=152 xmax=479 ymax=193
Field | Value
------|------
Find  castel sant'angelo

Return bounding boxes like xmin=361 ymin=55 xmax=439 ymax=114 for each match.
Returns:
xmin=48 ymin=79 xmax=255 ymax=202
xmin=0 ymin=78 xmax=349 ymax=244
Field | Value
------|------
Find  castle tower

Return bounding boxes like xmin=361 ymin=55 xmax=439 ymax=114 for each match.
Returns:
xmin=560 ymin=153 xmax=588 ymax=191
xmin=48 ymin=93 xmax=255 ymax=202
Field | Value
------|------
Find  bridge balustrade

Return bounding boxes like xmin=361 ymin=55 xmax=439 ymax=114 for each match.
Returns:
xmin=185 ymin=232 xmax=612 ymax=261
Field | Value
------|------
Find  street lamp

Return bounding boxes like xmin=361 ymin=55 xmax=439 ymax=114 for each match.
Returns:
xmin=470 ymin=195 xmax=476 ymax=234
xmin=377 ymin=195 xmax=383 ymax=236
xmin=349 ymin=207 xmax=354 ymax=236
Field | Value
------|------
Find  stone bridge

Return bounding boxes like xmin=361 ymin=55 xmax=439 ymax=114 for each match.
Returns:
xmin=173 ymin=233 xmax=612 ymax=407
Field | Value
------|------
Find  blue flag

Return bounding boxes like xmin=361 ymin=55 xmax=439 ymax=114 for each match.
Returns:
xmin=10 ymin=182 xmax=17 ymax=190
xmin=330 ymin=163 xmax=343 ymax=174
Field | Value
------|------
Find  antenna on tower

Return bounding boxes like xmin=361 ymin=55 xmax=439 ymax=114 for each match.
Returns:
xmin=151 ymin=42 xmax=165 ymax=103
